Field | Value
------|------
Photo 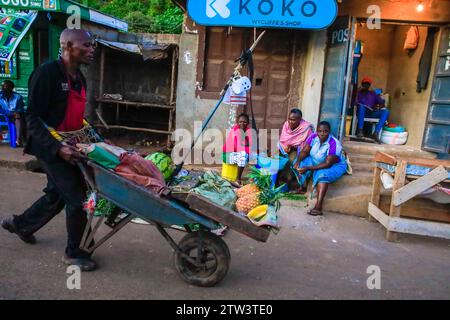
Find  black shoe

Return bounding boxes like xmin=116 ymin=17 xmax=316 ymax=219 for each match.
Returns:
xmin=356 ymin=129 xmax=364 ymax=138
xmin=1 ymin=217 xmax=37 ymax=244
xmin=372 ymin=132 xmax=382 ymax=144
xmin=62 ymin=254 xmax=98 ymax=272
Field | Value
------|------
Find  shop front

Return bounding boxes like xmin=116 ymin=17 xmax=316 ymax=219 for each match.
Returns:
xmin=0 ymin=0 xmax=128 ymax=105
xmin=318 ymin=0 xmax=450 ymax=155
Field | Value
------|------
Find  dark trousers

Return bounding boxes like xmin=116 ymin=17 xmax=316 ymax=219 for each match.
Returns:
xmin=13 ymin=157 xmax=88 ymax=258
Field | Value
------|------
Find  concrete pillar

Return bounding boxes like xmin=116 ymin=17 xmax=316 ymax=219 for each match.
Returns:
xmin=300 ymin=30 xmax=327 ymax=128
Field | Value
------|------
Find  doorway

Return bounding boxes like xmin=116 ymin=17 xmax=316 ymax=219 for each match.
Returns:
xmin=202 ymin=27 xmax=300 ymax=131
xmin=320 ymin=18 xmax=445 ymax=151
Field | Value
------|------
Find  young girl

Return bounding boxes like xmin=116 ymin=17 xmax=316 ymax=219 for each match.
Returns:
xmin=222 ymin=113 xmax=254 ymax=183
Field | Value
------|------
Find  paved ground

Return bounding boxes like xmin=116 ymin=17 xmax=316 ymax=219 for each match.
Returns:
xmin=1 ymin=167 xmax=450 ymax=300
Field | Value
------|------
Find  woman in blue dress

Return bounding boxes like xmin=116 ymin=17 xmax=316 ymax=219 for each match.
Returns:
xmin=293 ymin=121 xmax=347 ymax=216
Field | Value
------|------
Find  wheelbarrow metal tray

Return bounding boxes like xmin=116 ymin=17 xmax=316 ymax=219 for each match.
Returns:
xmin=89 ymin=163 xmax=220 ymax=230
xmin=172 ymin=192 xmax=271 ymax=243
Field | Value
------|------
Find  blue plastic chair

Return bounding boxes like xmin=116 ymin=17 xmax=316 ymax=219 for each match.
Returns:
xmin=0 ymin=113 xmax=17 ymax=148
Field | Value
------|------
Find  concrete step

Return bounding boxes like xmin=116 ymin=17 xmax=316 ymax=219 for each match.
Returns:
xmin=0 ymin=145 xmax=40 ymax=171
xmin=350 ymin=162 xmax=375 ymax=174
xmin=343 ymin=140 xmax=436 ymax=159
xmin=347 ymin=153 xmax=375 ymax=165
xmin=321 ymin=185 xmax=372 ymax=217
xmin=333 ymin=171 xmax=373 ymax=187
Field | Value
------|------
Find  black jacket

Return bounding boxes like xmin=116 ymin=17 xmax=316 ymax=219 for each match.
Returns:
xmin=24 ymin=59 xmax=87 ymax=162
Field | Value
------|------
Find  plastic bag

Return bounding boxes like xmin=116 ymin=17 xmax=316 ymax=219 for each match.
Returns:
xmin=191 ymin=171 xmax=237 ymax=209
xmin=404 ymin=26 xmax=419 ymax=51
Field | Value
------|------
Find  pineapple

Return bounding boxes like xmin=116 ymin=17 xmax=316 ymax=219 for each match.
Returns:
xmin=236 ymin=184 xmax=285 ymax=213
xmin=235 ymin=167 xmax=273 ymax=198
xmin=235 ymin=183 xmax=260 ymax=198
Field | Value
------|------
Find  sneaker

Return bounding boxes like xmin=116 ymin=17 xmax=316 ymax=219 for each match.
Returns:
xmin=62 ymin=254 xmax=98 ymax=272
xmin=1 ymin=217 xmax=36 ymax=244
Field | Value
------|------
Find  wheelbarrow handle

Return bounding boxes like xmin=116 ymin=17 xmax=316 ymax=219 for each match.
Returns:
xmin=77 ymin=160 xmax=96 ymax=190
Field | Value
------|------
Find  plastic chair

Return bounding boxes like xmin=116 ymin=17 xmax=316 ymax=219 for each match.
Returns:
xmin=351 ymin=107 xmax=381 ymax=136
xmin=0 ymin=114 xmax=17 ymax=148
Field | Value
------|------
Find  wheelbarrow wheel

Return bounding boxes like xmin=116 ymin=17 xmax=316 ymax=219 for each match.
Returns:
xmin=174 ymin=231 xmax=230 ymax=287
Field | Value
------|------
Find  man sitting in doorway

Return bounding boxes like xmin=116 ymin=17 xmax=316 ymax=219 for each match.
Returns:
xmin=355 ymin=76 xmax=389 ymax=143
xmin=0 ymin=80 xmax=25 ymax=146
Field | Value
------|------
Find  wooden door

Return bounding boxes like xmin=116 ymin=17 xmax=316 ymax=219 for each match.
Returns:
xmin=203 ymin=28 xmax=295 ymax=132
xmin=251 ymin=30 xmax=295 ymax=131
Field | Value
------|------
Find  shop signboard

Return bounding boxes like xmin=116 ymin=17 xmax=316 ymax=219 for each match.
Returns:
xmin=187 ymin=0 xmax=337 ymax=30
xmin=0 ymin=0 xmax=59 ymax=11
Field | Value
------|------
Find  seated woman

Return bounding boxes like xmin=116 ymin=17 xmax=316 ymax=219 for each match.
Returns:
xmin=222 ymin=113 xmax=254 ymax=183
xmin=293 ymin=121 xmax=347 ymax=216
xmin=277 ymin=108 xmax=314 ymax=193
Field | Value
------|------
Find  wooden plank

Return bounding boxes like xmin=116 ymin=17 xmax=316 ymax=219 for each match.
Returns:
xmin=185 ymin=193 xmax=270 ymax=243
xmin=387 ymin=160 xmax=407 ymax=241
xmin=170 ymin=47 xmax=178 ymax=106
xmin=374 ymin=152 xmax=397 ymax=165
xmin=96 ymin=98 xmax=175 ymax=110
xmin=98 ymin=47 xmax=105 ymax=118
xmin=380 ymin=196 xmax=450 ymax=224
xmin=369 ymin=167 xmax=382 ymax=222
xmin=368 ymin=202 xmax=390 ymax=229
xmin=396 ymin=156 xmax=450 ymax=169
xmin=371 ymin=167 xmax=382 ymax=206
xmin=389 ymin=217 xmax=450 ymax=240
xmin=393 ymin=166 xmax=448 ymax=206
xmin=95 ymin=124 xmax=172 ymax=135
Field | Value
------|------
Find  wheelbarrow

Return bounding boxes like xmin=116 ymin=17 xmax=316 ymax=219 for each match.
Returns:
xmin=77 ymin=161 xmax=270 ymax=287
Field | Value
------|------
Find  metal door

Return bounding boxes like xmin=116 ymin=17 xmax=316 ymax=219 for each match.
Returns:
xmin=422 ymin=27 xmax=450 ymax=154
xmin=319 ymin=16 xmax=355 ymax=138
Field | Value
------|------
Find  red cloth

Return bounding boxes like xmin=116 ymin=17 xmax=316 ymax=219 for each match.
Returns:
xmin=222 ymin=124 xmax=253 ymax=154
xmin=114 ymin=153 xmax=168 ymax=196
xmin=56 ymin=78 xmax=86 ymax=132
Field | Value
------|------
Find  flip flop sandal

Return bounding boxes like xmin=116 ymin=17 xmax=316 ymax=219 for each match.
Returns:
xmin=307 ymin=209 xmax=323 ymax=216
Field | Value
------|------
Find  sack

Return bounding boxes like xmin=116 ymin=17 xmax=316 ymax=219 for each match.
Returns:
xmin=114 ymin=153 xmax=168 ymax=196
xmin=404 ymin=26 xmax=419 ymax=51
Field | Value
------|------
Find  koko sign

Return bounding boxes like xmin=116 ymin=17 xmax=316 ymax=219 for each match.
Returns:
xmin=187 ymin=0 xmax=338 ymax=29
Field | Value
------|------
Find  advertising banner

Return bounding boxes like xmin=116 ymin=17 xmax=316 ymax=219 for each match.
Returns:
xmin=187 ymin=0 xmax=338 ymax=30
xmin=0 ymin=9 xmax=38 ymax=61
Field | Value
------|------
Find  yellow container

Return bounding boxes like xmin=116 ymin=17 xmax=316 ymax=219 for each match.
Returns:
xmin=221 ymin=163 xmax=238 ymax=182
xmin=345 ymin=116 xmax=352 ymax=136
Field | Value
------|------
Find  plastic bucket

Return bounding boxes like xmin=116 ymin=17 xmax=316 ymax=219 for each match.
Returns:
xmin=255 ymin=164 xmax=278 ymax=188
xmin=221 ymin=163 xmax=238 ymax=182
xmin=381 ymin=130 xmax=408 ymax=145
xmin=257 ymin=155 xmax=288 ymax=174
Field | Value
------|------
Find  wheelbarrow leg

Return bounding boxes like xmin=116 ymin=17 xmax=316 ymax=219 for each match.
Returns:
xmin=81 ymin=213 xmax=134 ymax=254
xmin=82 ymin=215 xmax=106 ymax=251
xmin=80 ymin=211 xmax=95 ymax=250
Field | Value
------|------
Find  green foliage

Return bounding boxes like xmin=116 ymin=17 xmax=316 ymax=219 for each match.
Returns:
xmin=79 ymin=0 xmax=183 ymax=34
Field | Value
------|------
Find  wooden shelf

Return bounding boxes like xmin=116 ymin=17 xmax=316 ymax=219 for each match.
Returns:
xmin=96 ymin=98 xmax=175 ymax=110
xmin=95 ymin=124 xmax=172 ymax=135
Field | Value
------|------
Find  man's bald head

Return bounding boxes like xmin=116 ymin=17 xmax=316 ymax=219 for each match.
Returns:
xmin=60 ymin=29 xmax=92 ymax=50
xmin=60 ymin=29 xmax=95 ymax=66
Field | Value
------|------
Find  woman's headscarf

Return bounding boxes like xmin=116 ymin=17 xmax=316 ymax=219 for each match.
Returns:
xmin=279 ymin=119 xmax=314 ymax=150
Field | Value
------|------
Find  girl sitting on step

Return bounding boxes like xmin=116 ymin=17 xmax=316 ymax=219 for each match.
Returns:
xmin=293 ymin=121 xmax=348 ymax=216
